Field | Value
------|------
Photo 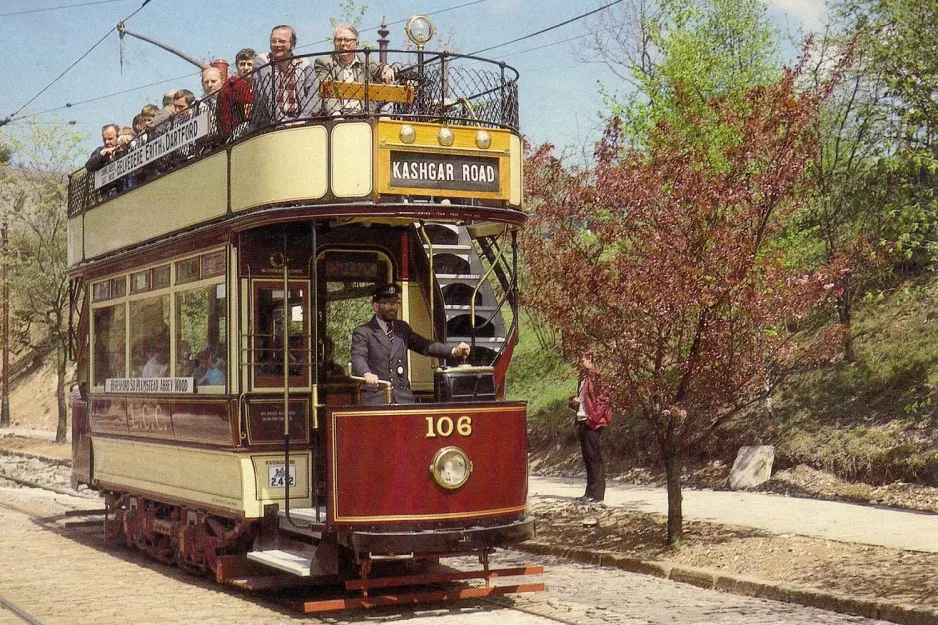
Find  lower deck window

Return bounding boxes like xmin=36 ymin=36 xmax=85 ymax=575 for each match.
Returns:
xmin=177 ymin=284 xmax=228 ymax=387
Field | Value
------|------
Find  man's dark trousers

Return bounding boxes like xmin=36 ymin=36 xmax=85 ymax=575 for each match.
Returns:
xmin=577 ymin=421 xmax=605 ymax=501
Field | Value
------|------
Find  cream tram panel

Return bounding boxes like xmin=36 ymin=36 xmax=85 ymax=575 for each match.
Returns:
xmin=67 ymin=214 xmax=84 ymax=267
xmin=510 ymin=133 xmax=523 ymax=207
xmin=83 ymin=153 xmax=228 ymax=260
xmin=93 ymin=438 xmax=312 ymax=517
xmin=331 ymin=122 xmax=374 ymax=197
xmin=404 ymin=280 xmax=435 ymax=392
xmin=230 ymin=126 xmax=328 ymax=212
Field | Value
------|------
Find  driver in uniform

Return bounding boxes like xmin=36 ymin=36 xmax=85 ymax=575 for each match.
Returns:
xmin=351 ymin=283 xmax=470 ymax=405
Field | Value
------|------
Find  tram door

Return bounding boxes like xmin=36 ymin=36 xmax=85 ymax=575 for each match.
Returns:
xmin=315 ymin=249 xmax=393 ymax=407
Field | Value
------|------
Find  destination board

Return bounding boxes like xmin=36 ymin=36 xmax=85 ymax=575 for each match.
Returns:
xmin=389 ymin=151 xmax=500 ymax=193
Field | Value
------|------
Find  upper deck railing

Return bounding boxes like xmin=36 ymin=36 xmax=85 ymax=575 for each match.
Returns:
xmin=67 ymin=49 xmax=520 ymax=217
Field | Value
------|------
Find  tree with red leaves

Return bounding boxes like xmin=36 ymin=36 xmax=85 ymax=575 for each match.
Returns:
xmin=521 ymin=69 xmax=844 ymax=545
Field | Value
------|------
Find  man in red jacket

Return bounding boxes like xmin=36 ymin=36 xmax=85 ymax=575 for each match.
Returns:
xmin=570 ymin=355 xmax=612 ymax=502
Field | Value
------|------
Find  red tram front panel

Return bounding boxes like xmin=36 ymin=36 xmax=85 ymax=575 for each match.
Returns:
xmin=327 ymin=402 xmax=528 ymax=524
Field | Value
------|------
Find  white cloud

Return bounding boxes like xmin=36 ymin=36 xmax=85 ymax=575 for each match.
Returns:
xmin=768 ymin=0 xmax=828 ymax=32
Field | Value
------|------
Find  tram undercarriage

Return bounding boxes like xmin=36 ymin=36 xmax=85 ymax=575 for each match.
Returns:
xmin=101 ymin=489 xmax=541 ymax=612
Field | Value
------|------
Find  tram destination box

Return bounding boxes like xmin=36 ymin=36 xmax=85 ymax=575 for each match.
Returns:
xmin=434 ymin=365 xmax=496 ymax=403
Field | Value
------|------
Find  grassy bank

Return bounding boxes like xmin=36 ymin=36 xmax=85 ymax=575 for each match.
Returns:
xmin=513 ymin=278 xmax=938 ymax=486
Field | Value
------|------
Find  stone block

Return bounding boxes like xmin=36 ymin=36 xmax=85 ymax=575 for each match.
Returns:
xmin=729 ymin=445 xmax=775 ymax=490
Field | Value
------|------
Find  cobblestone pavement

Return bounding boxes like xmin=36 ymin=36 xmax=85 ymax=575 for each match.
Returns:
xmin=0 ymin=482 xmax=892 ymax=625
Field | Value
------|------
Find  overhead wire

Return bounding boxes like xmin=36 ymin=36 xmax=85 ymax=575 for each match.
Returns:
xmin=468 ymin=0 xmax=624 ymax=56
xmin=295 ymin=0 xmax=492 ymax=50
xmin=6 ymin=0 xmax=620 ymax=126
xmin=1 ymin=0 xmax=152 ymax=127
xmin=0 ymin=0 xmax=132 ymax=18
xmin=8 ymin=71 xmax=200 ymax=124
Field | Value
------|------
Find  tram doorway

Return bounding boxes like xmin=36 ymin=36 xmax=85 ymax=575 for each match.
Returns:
xmin=315 ymin=248 xmax=393 ymax=406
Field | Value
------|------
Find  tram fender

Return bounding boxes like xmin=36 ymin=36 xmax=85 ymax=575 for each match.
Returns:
xmin=347 ymin=517 xmax=535 ymax=555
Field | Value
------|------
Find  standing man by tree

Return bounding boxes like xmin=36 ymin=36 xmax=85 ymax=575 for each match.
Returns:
xmin=570 ymin=354 xmax=612 ymax=503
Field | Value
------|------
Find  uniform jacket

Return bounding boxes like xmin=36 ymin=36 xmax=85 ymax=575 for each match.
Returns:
xmin=251 ymin=53 xmax=321 ymax=128
xmin=580 ymin=373 xmax=612 ymax=430
xmin=351 ymin=316 xmax=451 ymax=405
xmin=314 ymin=53 xmax=389 ymax=115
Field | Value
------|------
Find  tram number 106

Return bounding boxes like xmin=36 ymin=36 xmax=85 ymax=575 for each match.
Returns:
xmin=425 ymin=416 xmax=472 ymax=438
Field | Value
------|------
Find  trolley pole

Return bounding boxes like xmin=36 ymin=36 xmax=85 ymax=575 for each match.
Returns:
xmin=1 ymin=221 xmax=9 ymax=428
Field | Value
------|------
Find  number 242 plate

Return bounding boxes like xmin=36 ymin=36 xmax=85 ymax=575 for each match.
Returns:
xmin=268 ymin=464 xmax=296 ymax=488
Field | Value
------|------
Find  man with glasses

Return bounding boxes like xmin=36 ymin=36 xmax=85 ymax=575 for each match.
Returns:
xmin=351 ymin=283 xmax=470 ymax=405
xmin=252 ymin=24 xmax=321 ymax=127
xmin=315 ymin=24 xmax=396 ymax=116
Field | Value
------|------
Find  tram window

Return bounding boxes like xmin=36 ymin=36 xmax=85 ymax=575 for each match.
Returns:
xmin=325 ymin=281 xmax=373 ymax=369
xmin=254 ymin=285 xmax=307 ymax=382
xmin=319 ymin=250 xmax=392 ymax=373
xmin=176 ymin=284 xmax=228 ymax=387
xmin=92 ymin=304 xmax=126 ymax=386
xmin=129 ymin=295 xmax=171 ymax=378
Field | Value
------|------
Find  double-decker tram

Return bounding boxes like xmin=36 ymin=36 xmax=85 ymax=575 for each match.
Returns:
xmin=66 ymin=19 xmax=540 ymax=612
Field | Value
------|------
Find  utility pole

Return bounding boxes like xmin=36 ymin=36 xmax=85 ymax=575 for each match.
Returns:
xmin=1 ymin=220 xmax=9 ymax=427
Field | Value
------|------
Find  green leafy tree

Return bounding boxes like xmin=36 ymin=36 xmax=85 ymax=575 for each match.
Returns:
xmin=792 ymin=16 xmax=938 ymax=361
xmin=585 ymin=0 xmax=780 ymax=151
xmin=521 ymin=70 xmax=840 ymax=545
xmin=0 ymin=121 xmax=84 ymax=442
xmin=837 ymin=0 xmax=938 ymax=147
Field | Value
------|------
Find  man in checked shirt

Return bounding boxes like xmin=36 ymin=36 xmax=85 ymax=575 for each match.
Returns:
xmin=251 ymin=24 xmax=322 ymax=128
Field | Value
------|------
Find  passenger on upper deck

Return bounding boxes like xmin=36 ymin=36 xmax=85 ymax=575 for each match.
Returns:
xmin=217 ymin=48 xmax=255 ymax=138
xmin=251 ymin=25 xmax=321 ymax=127
xmin=147 ymin=90 xmax=179 ymax=132
xmin=84 ymin=124 xmax=119 ymax=173
xmin=315 ymin=24 xmax=395 ymax=116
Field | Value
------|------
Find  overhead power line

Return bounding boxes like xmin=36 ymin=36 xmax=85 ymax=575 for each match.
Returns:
xmin=0 ymin=0 xmax=132 ymax=18
xmin=468 ymin=0 xmax=624 ymax=56
xmin=0 ymin=0 xmax=152 ymax=127
xmin=296 ymin=0 xmax=492 ymax=50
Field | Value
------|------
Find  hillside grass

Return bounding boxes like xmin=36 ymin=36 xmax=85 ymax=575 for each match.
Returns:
xmin=513 ymin=278 xmax=938 ymax=486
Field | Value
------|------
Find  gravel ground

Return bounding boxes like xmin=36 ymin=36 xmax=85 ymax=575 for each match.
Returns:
xmin=2 ymin=434 xmax=936 ymax=619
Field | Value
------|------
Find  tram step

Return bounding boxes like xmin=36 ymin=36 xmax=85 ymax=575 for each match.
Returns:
xmin=436 ymin=273 xmax=482 ymax=281
xmin=277 ymin=507 xmax=327 ymax=537
xmin=246 ymin=549 xmax=312 ymax=577
xmin=444 ymin=304 xmax=498 ymax=313
xmin=448 ymin=336 xmax=506 ymax=344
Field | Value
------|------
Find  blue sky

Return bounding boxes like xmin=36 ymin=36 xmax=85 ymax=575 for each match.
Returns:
xmin=0 ymin=0 xmax=827 ymax=161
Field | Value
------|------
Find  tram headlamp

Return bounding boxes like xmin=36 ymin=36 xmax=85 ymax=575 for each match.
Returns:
xmin=400 ymin=124 xmax=416 ymax=144
xmin=405 ymin=15 xmax=435 ymax=48
xmin=429 ymin=446 xmax=472 ymax=490
xmin=476 ymin=130 xmax=492 ymax=149
xmin=438 ymin=127 xmax=455 ymax=147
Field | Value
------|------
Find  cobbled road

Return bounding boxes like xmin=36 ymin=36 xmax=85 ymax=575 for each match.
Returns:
xmin=0 ymin=454 xmax=891 ymax=625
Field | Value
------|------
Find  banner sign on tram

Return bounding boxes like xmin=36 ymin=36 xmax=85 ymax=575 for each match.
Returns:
xmin=93 ymin=112 xmax=209 ymax=190
xmin=105 ymin=377 xmax=196 ymax=394
xmin=389 ymin=151 xmax=500 ymax=193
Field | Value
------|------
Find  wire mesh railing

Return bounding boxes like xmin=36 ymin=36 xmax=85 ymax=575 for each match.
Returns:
xmin=67 ymin=49 xmax=520 ymax=217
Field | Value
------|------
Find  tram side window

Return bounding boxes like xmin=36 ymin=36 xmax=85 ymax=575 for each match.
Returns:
xmin=255 ymin=286 xmax=307 ymax=381
xmin=93 ymin=304 xmax=126 ymax=386
xmin=176 ymin=284 xmax=228 ymax=388
xmin=129 ymin=295 xmax=171 ymax=378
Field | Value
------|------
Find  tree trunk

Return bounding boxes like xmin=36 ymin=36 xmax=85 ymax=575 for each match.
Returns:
xmin=55 ymin=345 xmax=68 ymax=444
xmin=836 ymin=284 xmax=855 ymax=363
xmin=664 ymin=447 xmax=683 ymax=547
